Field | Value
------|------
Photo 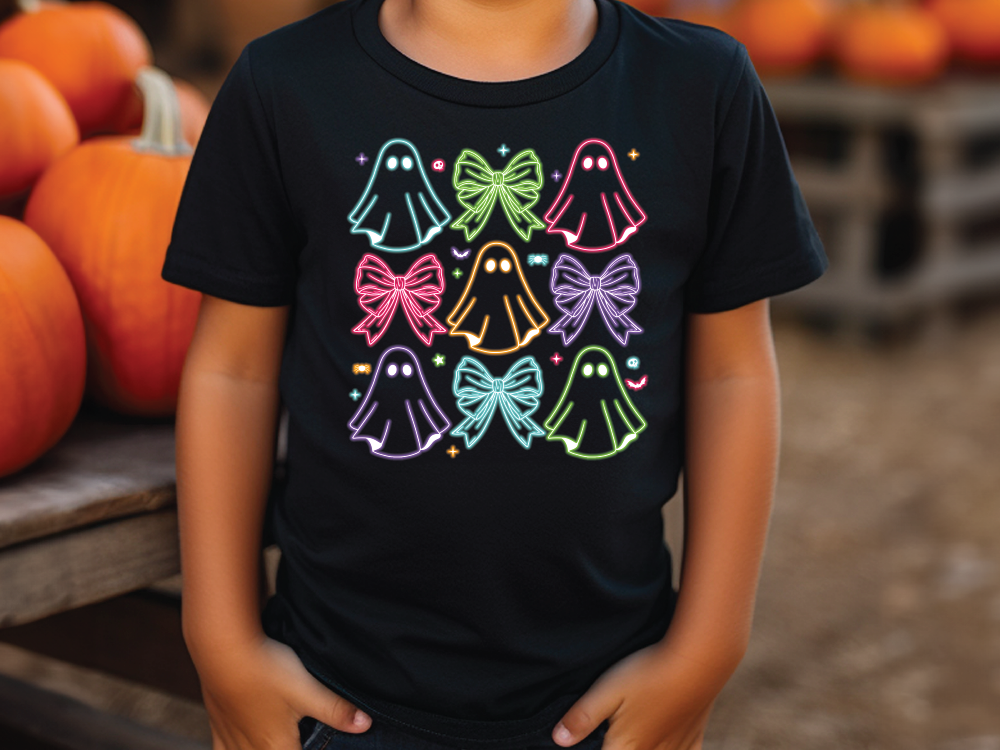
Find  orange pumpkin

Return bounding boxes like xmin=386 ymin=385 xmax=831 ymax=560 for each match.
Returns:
xmin=114 ymin=75 xmax=211 ymax=146
xmin=925 ymin=0 xmax=1000 ymax=65
xmin=0 ymin=0 xmax=152 ymax=136
xmin=831 ymin=1 xmax=950 ymax=84
xmin=0 ymin=58 xmax=78 ymax=200
xmin=24 ymin=67 xmax=200 ymax=416
xmin=0 ymin=216 xmax=87 ymax=478
xmin=728 ymin=0 xmax=834 ymax=75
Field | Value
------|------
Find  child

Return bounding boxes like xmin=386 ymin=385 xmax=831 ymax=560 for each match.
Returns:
xmin=161 ymin=0 xmax=828 ymax=748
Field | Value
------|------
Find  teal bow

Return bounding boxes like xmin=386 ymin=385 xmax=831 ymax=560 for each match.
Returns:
xmin=451 ymin=149 xmax=545 ymax=242
xmin=451 ymin=355 xmax=545 ymax=449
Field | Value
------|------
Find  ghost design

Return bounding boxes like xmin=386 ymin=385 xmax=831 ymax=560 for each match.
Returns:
xmin=446 ymin=240 xmax=550 ymax=356
xmin=348 ymin=346 xmax=451 ymax=460
xmin=543 ymin=345 xmax=647 ymax=459
xmin=348 ymin=138 xmax=452 ymax=252
xmin=543 ymin=138 xmax=647 ymax=252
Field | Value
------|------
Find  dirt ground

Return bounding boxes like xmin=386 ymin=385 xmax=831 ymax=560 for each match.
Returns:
xmin=1 ymin=307 xmax=998 ymax=750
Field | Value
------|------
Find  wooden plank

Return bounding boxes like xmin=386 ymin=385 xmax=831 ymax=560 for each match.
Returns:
xmin=0 ymin=671 xmax=208 ymax=750
xmin=0 ymin=401 xmax=178 ymax=550
xmin=0 ymin=589 xmax=202 ymax=702
xmin=0 ymin=509 xmax=180 ymax=627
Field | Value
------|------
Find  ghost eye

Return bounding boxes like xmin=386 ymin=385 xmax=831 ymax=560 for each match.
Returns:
xmin=597 ymin=156 xmax=609 ymax=170
xmin=485 ymin=258 xmax=497 ymax=273
xmin=386 ymin=156 xmax=399 ymax=170
xmin=401 ymin=156 xmax=413 ymax=170
xmin=582 ymin=156 xmax=594 ymax=170
xmin=387 ymin=363 xmax=398 ymax=377
xmin=582 ymin=363 xmax=594 ymax=377
xmin=499 ymin=258 xmax=511 ymax=273
xmin=402 ymin=363 xmax=413 ymax=377
xmin=597 ymin=363 xmax=609 ymax=377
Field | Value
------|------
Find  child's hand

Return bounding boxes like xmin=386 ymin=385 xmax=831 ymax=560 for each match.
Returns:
xmin=193 ymin=632 xmax=371 ymax=750
xmin=551 ymin=640 xmax=737 ymax=750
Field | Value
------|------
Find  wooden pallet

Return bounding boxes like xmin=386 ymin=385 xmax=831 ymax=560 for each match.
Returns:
xmin=762 ymin=70 xmax=1000 ymax=337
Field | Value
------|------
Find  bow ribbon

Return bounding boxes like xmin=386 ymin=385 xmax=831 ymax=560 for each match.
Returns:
xmin=549 ymin=253 xmax=643 ymax=346
xmin=352 ymin=253 xmax=447 ymax=346
xmin=451 ymin=356 xmax=545 ymax=450
xmin=451 ymin=149 xmax=545 ymax=242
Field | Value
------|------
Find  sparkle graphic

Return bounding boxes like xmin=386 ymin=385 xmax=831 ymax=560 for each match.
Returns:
xmin=433 ymin=353 xmax=446 ymax=368
xmin=497 ymin=143 xmax=510 ymax=157
xmin=447 ymin=445 xmax=460 ymax=458
xmin=551 ymin=170 xmax=563 ymax=183
xmin=550 ymin=352 xmax=563 ymax=366
xmin=452 ymin=267 xmax=464 ymax=279
xmin=349 ymin=389 xmax=362 ymax=401
xmin=356 ymin=153 xmax=369 ymax=165
xmin=628 ymin=149 xmax=639 ymax=161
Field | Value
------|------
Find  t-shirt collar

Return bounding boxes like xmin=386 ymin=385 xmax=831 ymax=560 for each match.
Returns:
xmin=351 ymin=0 xmax=620 ymax=107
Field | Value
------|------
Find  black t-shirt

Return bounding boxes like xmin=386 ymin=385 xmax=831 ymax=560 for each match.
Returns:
xmin=161 ymin=0 xmax=828 ymax=746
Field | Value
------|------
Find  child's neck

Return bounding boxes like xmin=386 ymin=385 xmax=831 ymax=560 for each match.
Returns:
xmin=378 ymin=0 xmax=599 ymax=82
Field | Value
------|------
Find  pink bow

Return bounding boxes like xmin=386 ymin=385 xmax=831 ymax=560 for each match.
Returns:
xmin=352 ymin=253 xmax=447 ymax=346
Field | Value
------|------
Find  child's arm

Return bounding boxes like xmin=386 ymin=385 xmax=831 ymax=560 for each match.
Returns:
xmin=552 ymin=297 xmax=779 ymax=750
xmin=176 ymin=295 xmax=372 ymax=749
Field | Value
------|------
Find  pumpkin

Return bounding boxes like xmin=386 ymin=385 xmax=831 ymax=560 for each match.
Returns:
xmin=0 ymin=0 xmax=152 ymax=136
xmin=925 ymin=0 xmax=1000 ymax=65
xmin=831 ymin=1 xmax=950 ymax=84
xmin=0 ymin=58 xmax=78 ymax=200
xmin=728 ymin=0 xmax=834 ymax=75
xmin=24 ymin=67 xmax=200 ymax=416
xmin=0 ymin=216 xmax=87 ymax=478
xmin=113 ymin=75 xmax=210 ymax=146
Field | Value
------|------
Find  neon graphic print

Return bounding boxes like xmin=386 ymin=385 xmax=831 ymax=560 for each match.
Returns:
xmin=543 ymin=345 xmax=647 ymax=459
xmin=348 ymin=138 xmax=451 ymax=252
xmin=543 ymin=138 xmax=646 ymax=252
xmin=451 ymin=356 xmax=545 ymax=450
xmin=352 ymin=253 xmax=447 ymax=347
xmin=549 ymin=253 xmax=643 ymax=346
xmin=348 ymin=346 xmax=451 ymax=460
xmin=451 ymin=148 xmax=545 ymax=242
xmin=446 ymin=240 xmax=550 ymax=355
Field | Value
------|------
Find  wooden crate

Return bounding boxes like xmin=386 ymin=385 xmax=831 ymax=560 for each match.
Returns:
xmin=763 ymin=71 xmax=1000 ymax=335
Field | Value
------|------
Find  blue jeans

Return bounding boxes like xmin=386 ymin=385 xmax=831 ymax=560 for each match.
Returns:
xmin=298 ymin=716 xmax=610 ymax=750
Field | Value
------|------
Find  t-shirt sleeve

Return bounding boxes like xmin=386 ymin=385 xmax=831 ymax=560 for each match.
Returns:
xmin=161 ymin=42 xmax=302 ymax=306
xmin=684 ymin=42 xmax=829 ymax=314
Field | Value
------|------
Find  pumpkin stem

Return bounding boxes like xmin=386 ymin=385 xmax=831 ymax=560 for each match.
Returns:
xmin=132 ymin=66 xmax=193 ymax=157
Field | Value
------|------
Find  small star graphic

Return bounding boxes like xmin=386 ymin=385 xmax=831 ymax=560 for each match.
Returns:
xmin=550 ymin=352 xmax=563 ymax=366
xmin=497 ymin=143 xmax=510 ymax=157
xmin=349 ymin=389 xmax=362 ymax=401
xmin=355 ymin=153 xmax=369 ymax=165
xmin=551 ymin=170 xmax=563 ymax=183
xmin=447 ymin=445 xmax=460 ymax=458
xmin=628 ymin=149 xmax=640 ymax=161
xmin=433 ymin=353 xmax=446 ymax=368
xmin=452 ymin=267 xmax=464 ymax=279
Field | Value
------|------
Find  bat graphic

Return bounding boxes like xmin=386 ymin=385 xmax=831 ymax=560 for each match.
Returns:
xmin=451 ymin=247 xmax=471 ymax=260
xmin=625 ymin=375 xmax=647 ymax=391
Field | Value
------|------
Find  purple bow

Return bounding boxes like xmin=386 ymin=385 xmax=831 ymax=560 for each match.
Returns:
xmin=549 ymin=253 xmax=642 ymax=346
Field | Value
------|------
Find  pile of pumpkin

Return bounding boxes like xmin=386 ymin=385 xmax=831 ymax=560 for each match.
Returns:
xmin=1 ymin=0 xmax=210 ymax=478
xmin=626 ymin=0 xmax=1000 ymax=84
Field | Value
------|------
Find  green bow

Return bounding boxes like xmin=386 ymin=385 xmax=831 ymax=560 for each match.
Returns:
xmin=450 ymin=148 xmax=545 ymax=242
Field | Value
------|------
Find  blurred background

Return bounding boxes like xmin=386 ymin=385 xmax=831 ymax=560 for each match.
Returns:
xmin=0 ymin=0 xmax=998 ymax=748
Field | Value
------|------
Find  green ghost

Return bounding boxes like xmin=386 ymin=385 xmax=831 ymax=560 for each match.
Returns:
xmin=543 ymin=345 xmax=646 ymax=460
